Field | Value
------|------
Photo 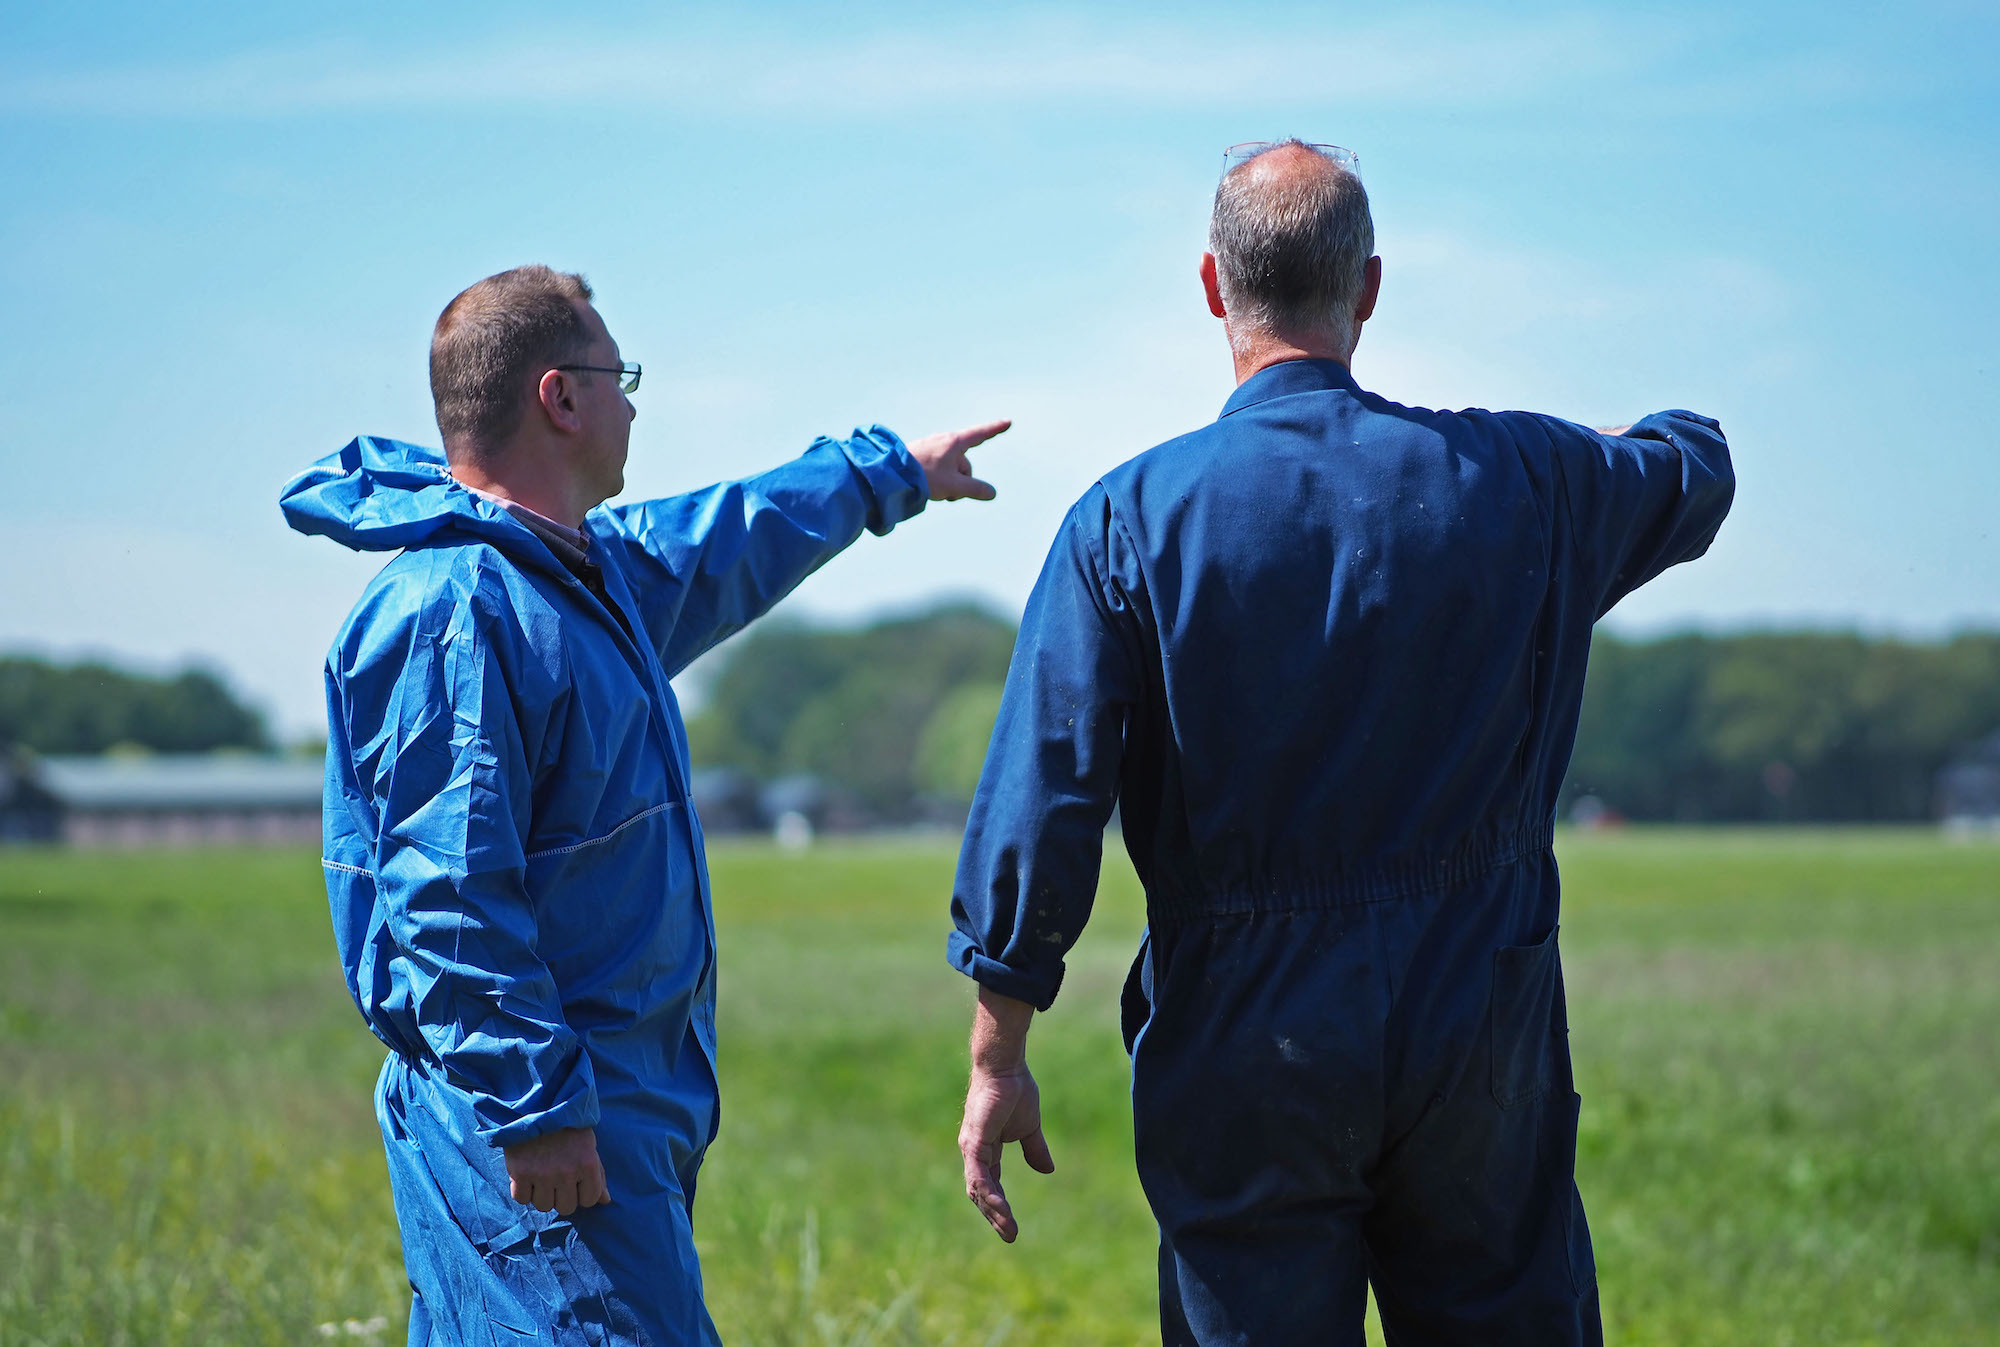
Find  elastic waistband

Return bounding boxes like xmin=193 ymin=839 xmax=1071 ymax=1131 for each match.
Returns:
xmin=1148 ymin=816 xmax=1556 ymax=924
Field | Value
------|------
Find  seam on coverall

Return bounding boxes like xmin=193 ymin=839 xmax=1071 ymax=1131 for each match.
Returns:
xmin=524 ymin=800 xmax=680 ymax=860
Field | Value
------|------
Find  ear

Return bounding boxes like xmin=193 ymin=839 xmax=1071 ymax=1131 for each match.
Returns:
xmin=1200 ymin=252 xmax=1228 ymax=319
xmin=1354 ymin=255 xmax=1382 ymax=325
xmin=536 ymin=369 xmax=583 ymax=434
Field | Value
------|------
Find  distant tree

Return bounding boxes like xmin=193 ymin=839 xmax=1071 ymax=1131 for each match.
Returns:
xmin=0 ymin=657 xmax=269 ymax=755
xmin=685 ymin=604 xmax=1016 ymax=818
xmin=915 ymin=682 xmax=1006 ymax=802
xmin=1566 ymin=634 xmax=1721 ymax=819
xmin=684 ymin=623 xmax=853 ymax=777
xmin=1697 ymin=634 xmax=1868 ymax=820
xmin=781 ymin=674 xmax=943 ymax=813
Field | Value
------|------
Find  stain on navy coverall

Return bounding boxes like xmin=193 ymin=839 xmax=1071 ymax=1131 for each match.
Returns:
xmin=950 ymin=359 xmax=1732 ymax=1346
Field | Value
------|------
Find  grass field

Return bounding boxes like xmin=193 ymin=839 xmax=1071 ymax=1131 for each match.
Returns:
xmin=1 ymin=830 xmax=1996 ymax=1345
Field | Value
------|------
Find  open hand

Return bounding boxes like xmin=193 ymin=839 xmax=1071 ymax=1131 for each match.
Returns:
xmin=907 ymin=419 xmax=1011 ymax=502
xmin=959 ymin=1062 xmax=1054 ymax=1242
xmin=505 ymin=1126 xmax=612 ymax=1215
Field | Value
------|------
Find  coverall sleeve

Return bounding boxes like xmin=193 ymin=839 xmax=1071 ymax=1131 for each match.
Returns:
xmin=948 ymin=486 xmax=1148 ymax=1010
xmin=1534 ymin=409 xmax=1735 ymax=618
xmin=594 ymin=427 xmax=929 ymax=676
xmin=365 ymin=587 xmax=598 ymax=1148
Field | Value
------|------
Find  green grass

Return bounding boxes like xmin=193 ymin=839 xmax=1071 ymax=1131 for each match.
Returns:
xmin=0 ymin=830 xmax=1995 ymax=1345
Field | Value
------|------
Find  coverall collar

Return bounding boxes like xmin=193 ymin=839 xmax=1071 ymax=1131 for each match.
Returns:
xmin=1220 ymin=358 xmax=1361 ymax=419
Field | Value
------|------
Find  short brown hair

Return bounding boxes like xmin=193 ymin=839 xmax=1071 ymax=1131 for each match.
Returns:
xmin=429 ymin=265 xmax=595 ymax=458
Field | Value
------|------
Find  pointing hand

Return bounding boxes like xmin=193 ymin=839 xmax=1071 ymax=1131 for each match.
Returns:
xmin=907 ymin=419 xmax=1012 ymax=503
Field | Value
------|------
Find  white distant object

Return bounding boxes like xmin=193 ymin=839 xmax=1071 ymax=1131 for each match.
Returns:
xmin=774 ymin=809 xmax=814 ymax=851
xmin=1567 ymin=794 xmax=1627 ymax=830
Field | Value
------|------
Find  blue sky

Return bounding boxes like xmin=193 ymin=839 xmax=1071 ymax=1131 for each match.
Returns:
xmin=2 ymin=2 xmax=1995 ymax=737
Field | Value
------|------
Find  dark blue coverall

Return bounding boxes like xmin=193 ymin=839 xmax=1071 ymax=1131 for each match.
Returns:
xmin=949 ymin=359 xmax=1733 ymax=1345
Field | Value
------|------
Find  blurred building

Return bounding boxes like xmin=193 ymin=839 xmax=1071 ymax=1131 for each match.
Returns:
xmin=1944 ymin=735 xmax=2000 ymax=827
xmin=1938 ymin=732 xmax=2000 ymax=833
xmin=0 ymin=754 xmax=324 ymax=846
xmin=689 ymin=766 xmax=765 ymax=834
xmin=0 ymin=754 xmax=62 ymax=842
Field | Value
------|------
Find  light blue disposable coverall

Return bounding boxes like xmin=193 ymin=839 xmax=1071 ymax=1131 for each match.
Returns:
xmin=281 ymin=430 xmax=928 ymax=1345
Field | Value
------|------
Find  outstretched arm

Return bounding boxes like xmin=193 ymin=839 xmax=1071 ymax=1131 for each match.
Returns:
xmin=595 ymin=420 xmax=1008 ymax=676
xmin=1535 ymin=410 xmax=1735 ymax=617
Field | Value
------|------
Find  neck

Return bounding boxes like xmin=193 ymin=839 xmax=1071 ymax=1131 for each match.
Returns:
xmin=449 ymin=444 xmax=591 ymax=530
xmin=1228 ymin=328 xmax=1354 ymax=386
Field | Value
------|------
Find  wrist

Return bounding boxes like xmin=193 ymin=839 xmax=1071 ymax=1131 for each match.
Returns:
xmin=970 ymin=985 xmax=1035 ymax=1073
xmin=972 ymin=1053 xmax=1032 ymax=1079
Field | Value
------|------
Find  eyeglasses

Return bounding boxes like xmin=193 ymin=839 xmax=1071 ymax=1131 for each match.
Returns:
xmin=554 ymin=361 xmax=642 ymax=394
xmin=1222 ymin=142 xmax=1359 ymax=176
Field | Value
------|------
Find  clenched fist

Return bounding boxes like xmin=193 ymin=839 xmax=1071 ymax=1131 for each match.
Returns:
xmin=504 ymin=1126 xmax=611 ymax=1216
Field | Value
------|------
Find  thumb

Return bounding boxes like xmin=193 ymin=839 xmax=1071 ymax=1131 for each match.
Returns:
xmin=1020 ymin=1128 xmax=1055 ymax=1175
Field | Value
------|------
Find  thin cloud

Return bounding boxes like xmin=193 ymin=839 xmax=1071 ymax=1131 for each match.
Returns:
xmin=0 ymin=13 xmax=1671 ymax=119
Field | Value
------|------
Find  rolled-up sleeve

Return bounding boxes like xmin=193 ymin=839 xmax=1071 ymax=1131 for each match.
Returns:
xmin=594 ymin=427 xmax=929 ymax=675
xmin=949 ymin=486 xmax=1147 ymax=1010
xmin=366 ymin=591 xmax=597 ymax=1147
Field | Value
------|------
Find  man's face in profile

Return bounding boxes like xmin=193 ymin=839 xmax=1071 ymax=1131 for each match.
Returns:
xmin=569 ymin=302 xmax=636 ymax=504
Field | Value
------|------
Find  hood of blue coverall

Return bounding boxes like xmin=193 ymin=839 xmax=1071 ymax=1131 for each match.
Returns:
xmin=283 ymin=433 xmax=512 ymax=553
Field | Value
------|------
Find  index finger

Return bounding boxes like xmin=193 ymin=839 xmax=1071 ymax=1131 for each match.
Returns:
xmin=964 ymin=1148 xmax=1018 ymax=1242
xmin=948 ymin=419 xmax=1013 ymax=452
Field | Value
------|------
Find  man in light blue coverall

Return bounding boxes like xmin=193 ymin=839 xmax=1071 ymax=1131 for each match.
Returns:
xmin=282 ymin=265 xmax=1007 ymax=1345
xmin=950 ymin=143 xmax=1734 ymax=1344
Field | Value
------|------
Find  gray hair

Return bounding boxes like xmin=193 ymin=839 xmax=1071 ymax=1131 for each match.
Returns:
xmin=1208 ymin=141 xmax=1375 ymax=349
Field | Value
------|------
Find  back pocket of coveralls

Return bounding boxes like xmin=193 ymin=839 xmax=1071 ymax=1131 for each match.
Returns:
xmin=1490 ymin=925 xmax=1562 ymax=1109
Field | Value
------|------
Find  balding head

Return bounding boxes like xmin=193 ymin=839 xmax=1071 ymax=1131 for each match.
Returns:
xmin=1209 ymin=141 xmax=1376 ymax=354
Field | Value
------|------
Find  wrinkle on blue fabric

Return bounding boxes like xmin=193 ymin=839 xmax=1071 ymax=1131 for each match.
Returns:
xmin=286 ymin=427 xmax=928 ymax=1344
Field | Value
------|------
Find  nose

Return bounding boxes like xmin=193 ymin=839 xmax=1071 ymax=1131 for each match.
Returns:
xmin=625 ymin=395 xmax=636 ymax=422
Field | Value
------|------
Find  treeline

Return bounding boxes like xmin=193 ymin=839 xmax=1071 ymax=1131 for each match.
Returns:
xmin=8 ymin=621 xmax=1994 ymax=823
xmin=688 ymin=611 xmax=2000 ymax=824
xmin=0 ymin=657 xmax=269 ymax=755
xmin=1568 ymin=631 xmax=2000 ymax=822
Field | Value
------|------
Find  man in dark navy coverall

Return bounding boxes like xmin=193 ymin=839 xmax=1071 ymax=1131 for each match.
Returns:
xmin=947 ymin=141 xmax=1734 ymax=1345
